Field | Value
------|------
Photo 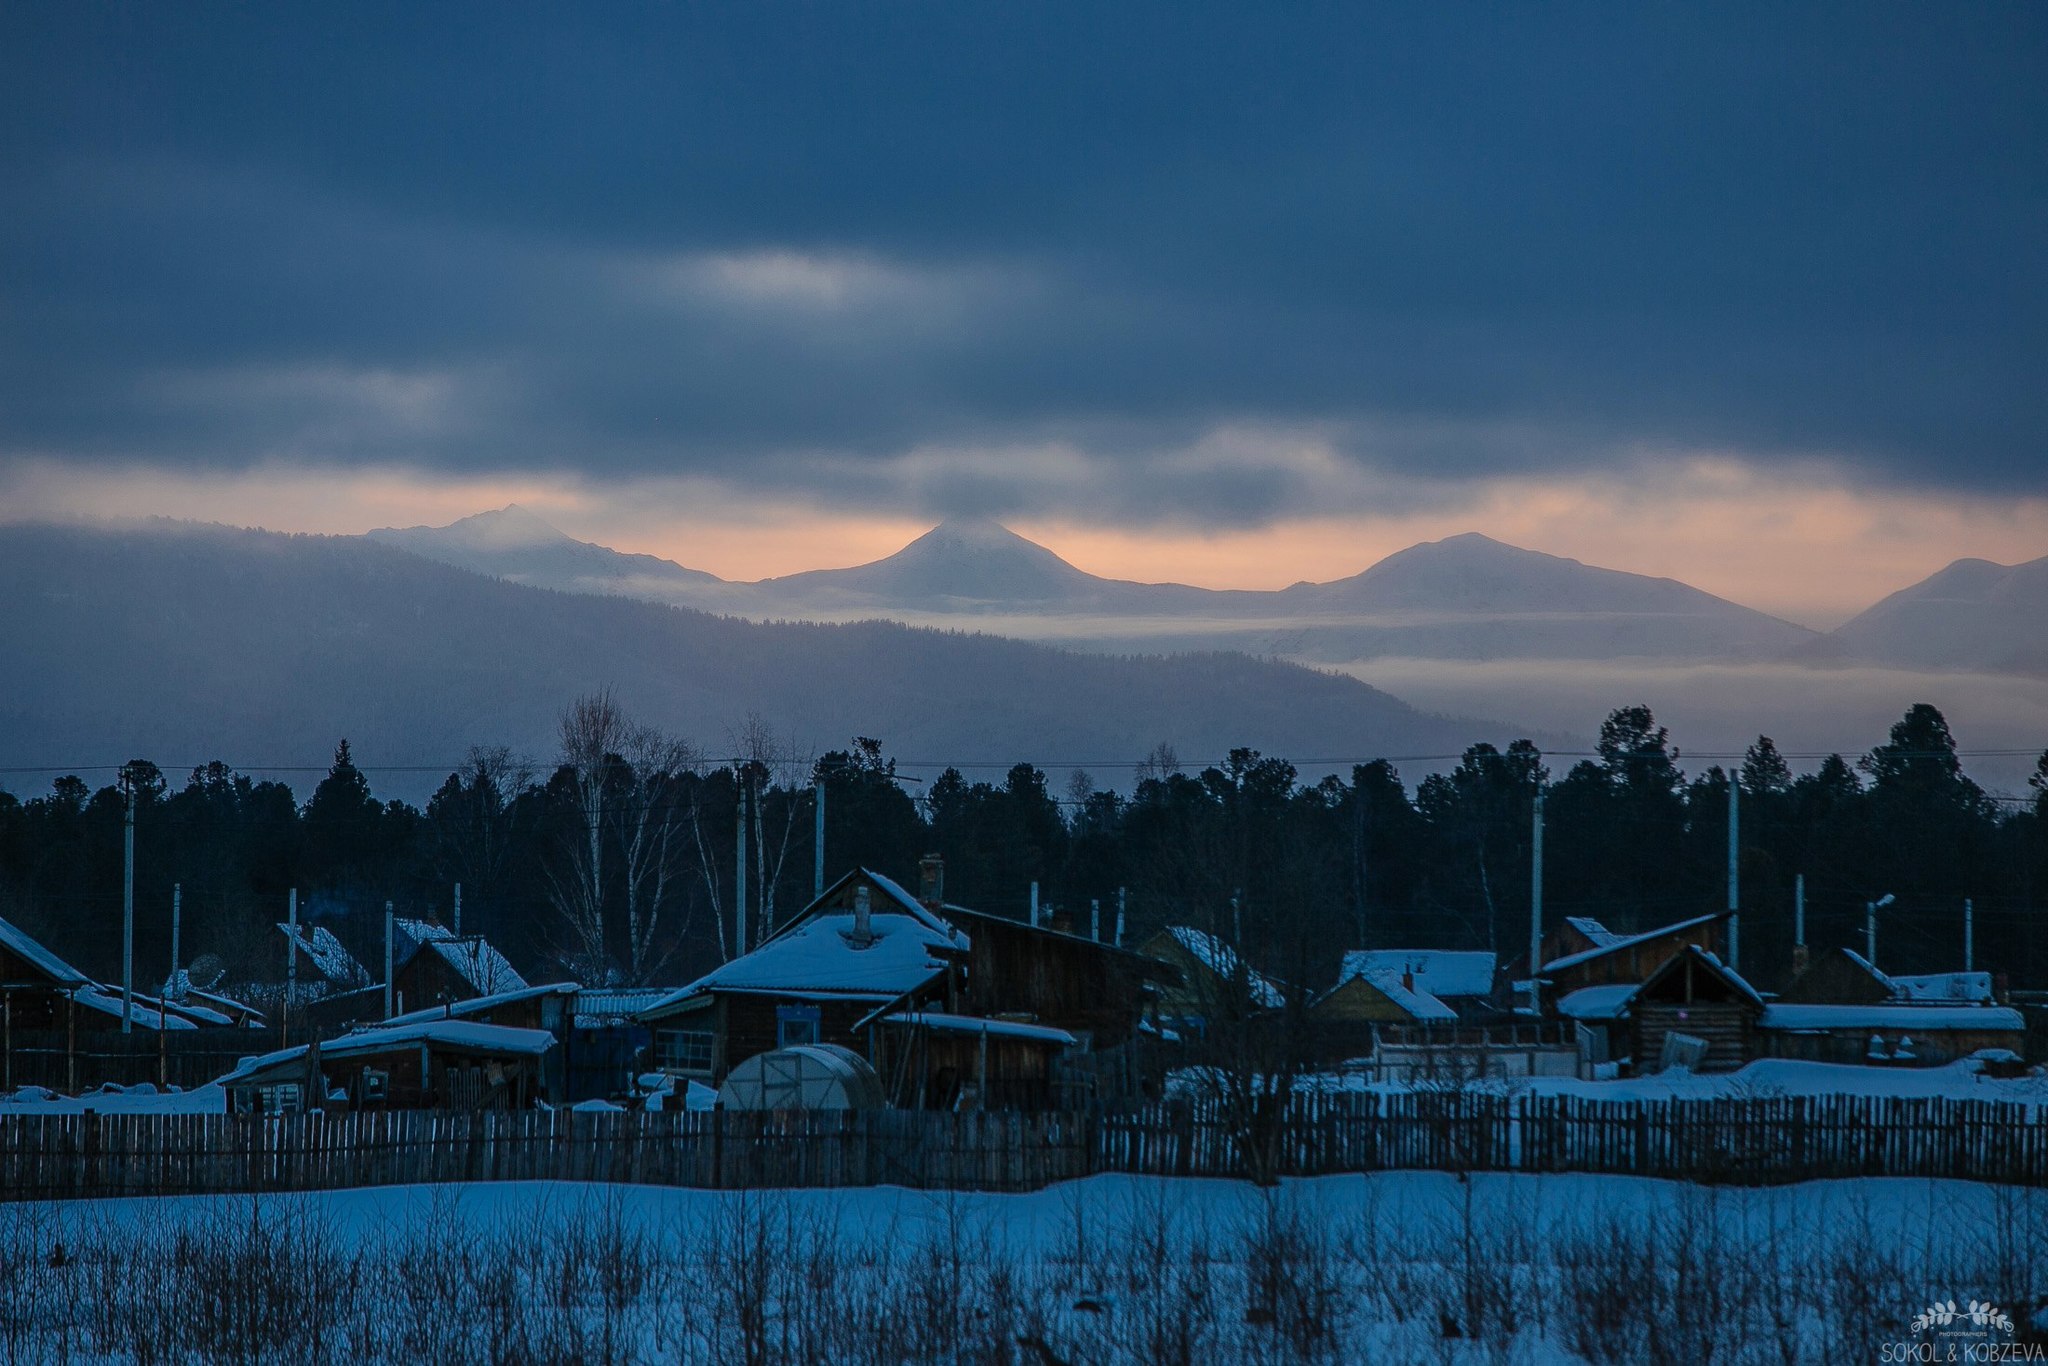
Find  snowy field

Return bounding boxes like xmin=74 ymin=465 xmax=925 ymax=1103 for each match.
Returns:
xmin=2 ymin=1172 xmax=2045 ymax=1364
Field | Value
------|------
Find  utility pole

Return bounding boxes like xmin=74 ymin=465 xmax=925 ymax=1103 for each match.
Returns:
xmin=1792 ymin=874 xmax=1806 ymax=976
xmin=1116 ymin=887 xmax=1127 ymax=947
xmin=1866 ymin=899 xmax=1876 ymax=967
xmin=1528 ymin=785 xmax=1545 ymax=1014
xmin=167 ymin=883 xmax=181 ymax=1021
xmin=1090 ymin=898 xmax=1100 ymax=942
xmin=284 ymin=888 xmax=299 ymax=1048
xmin=453 ymin=882 xmax=462 ymax=937
xmin=813 ymin=778 xmax=826 ymax=901
xmin=1965 ymin=897 xmax=1974 ymax=973
xmin=121 ymin=770 xmax=135 ymax=1034
xmin=733 ymin=766 xmax=747 ymax=959
xmin=1029 ymin=881 xmax=1040 ymax=928
xmin=1726 ymin=774 xmax=1740 ymax=973
xmin=383 ymin=901 xmax=395 ymax=1020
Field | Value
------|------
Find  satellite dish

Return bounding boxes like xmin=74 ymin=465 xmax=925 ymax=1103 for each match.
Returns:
xmin=187 ymin=953 xmax=227 ymax=992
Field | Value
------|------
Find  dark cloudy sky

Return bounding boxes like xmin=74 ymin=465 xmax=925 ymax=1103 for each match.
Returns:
xmin=3 ymin=3 xmax=2044 ymax=621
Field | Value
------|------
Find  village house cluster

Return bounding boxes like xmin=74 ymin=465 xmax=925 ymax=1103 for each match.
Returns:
xmin=0 ymin=855 xmax=2035 ymax=1115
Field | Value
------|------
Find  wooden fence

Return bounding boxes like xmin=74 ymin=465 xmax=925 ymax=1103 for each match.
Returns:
xmin=2 ymin=1027 xmax=289 ymax=1095
xmin=2 ymin=1091 xmax=2044 ymax=1201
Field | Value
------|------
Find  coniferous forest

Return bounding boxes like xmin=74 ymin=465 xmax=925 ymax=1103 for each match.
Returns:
xmin=1 ymin=700 xmax=2042 ymax=999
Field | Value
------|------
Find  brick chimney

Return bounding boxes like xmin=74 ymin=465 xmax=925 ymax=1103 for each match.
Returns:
xmin=1402 ymin=970 xmax=1415 ymax=993
xmin=918 ymin=853 xmax=944 ymax=910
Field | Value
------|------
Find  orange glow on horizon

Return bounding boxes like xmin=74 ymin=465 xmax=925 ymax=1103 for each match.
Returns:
xmin=5 ymin=458 xmax=2046 ymax=630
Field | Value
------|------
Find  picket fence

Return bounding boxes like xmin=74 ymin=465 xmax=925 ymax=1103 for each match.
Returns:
xmin=0 ymin=1091 xmax=2042 ymax=1202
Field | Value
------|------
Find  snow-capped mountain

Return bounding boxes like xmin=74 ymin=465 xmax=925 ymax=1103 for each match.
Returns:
xmin=359 ymin=509 xmax=1821 ymax=663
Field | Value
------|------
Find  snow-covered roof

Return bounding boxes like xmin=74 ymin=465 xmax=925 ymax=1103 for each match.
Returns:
xmin=881 ymin=1012 xmax=1078 ymax=1046
xmin=277 ymin=923 xmax=372 ymax=989
xmin=1340 ymin=949 xmax=1496 ymax=999
xmin=216 ymin=1018 xmax=557 ymax=1085
xmin=1891 ymin=971 xmax=1995 ymax=1004
xmin=416 ymin=936 xmax=528 ymax=996
xmin=1354 ymin=969 xmax=1458 ymax=1022
xmin=1564 ymin=917 xmax=1621 ymax=948
xmin=859 ymin=869 xmax=958 ymax=937
xmin=0 ymin=914 xmax=91 ymax=987
xmin=383 ymin=981 xmax=578 ymax=1028
xmin=1557 ymin=984 xmax=1640 ymax=1021
xmin=1541 ymin=913 xmax=1724 ymax=974
xmin=1759 ymin=1004 xmax=2024 ymax=1033
xmin=575 ymin=987 xmax=678 ymax=1023
xmin=74 ymin=987 xmax=199 ymax=1030
xmin=647 ymin=904 xmax=960 ymax=1012
xmin=1167 ymin=927 xmax=1285 ymax=1008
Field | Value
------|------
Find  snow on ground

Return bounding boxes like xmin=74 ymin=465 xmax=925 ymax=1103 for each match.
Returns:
xmin=2 ymin=1171 xmax=2043 ymax=1363
xmin=0 ymin=1082 xmax=227 ymax=1114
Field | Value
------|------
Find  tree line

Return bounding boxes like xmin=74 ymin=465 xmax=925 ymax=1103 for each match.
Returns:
xmin=0 ymin=697 xmax=2042 ymax=998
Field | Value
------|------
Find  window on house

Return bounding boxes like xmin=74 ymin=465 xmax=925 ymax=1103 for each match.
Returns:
xmin=360 ymin=1068 xmax=389 ymax=1102
xmin=256 ymin=1082 xmax=302 ymax=1115
xmin=776 ymin=1004 xmax=821 ymax=1048
xmin=654 ymin=1028 xmax=716 ymax=1074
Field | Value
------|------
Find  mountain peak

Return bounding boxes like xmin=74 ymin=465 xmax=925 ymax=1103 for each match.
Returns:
xmin=372 ymin=504 xmax=572 ymax=551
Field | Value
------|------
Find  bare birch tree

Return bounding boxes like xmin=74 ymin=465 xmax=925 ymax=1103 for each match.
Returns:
xmin=547 ymin=689 xmax=630 ymax=980
xmin=617 ymin=724 xmax=703 ymax=983
xmin=736 ymin=712 xmax=815 ymax=947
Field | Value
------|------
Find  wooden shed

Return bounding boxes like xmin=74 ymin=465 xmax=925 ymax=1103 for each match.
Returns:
xmin=1758 ymin=1003 xmax=2025 ymax=1066
xmin=216 ymin=1019 xmax=555 ymax=1114
xmin=1627 ymin=946 xmax=1763 ymax=1074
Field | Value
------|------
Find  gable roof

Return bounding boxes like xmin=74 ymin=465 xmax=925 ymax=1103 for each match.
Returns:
xmin=1540 ymin=912 xmax=1726 ymax=974
xmin=646 ymin=870 xmax=964 ymax=1014
xmin=1636 ymin=945 xmax=1766 ymax=1008
xmin=1164 ymin=927 xmax=1285 ymax=1008
xmin=1340 ymin=949 xmax=1496 ymax=999
xmin=0 ymin=914 xmax=92 ymax=987
xmin=1353 ymin=969 xmax=1458 ymax=1022
xmin=412 ymin=936 xmax=528 ymax=996
xmin=278 ymin=923 xmax=372 ymax=989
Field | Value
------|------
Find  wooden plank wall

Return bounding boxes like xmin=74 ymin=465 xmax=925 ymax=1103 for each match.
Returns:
xmin=1 ymin=1093 xmax=2044 ymax=1200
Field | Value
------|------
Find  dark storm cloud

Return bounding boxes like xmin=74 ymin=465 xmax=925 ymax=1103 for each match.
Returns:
xmin=2 ymin=2 xmax=2043 ymax=522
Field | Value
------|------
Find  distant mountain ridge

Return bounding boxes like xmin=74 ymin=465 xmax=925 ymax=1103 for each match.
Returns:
xmin=0 ymin=521 xmax=1524 ymax=799
xmin=1824 ymin=553 xmax=2048 ymax=675
xmin=369 ymin=508 xmax=1826 ymax=665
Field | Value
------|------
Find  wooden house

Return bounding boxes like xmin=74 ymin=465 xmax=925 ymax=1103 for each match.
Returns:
xmin=1308 ymin=965 xmax=1458 ymax=1063
xmin=390 ymin=922 xmax=528 ymax=1014
xmin=639 ymin=864 xmax=1176 ymax=1109
xmin=1339 ymin=950 xmax=1497 ymax=1019
xmin=1539 ymin=912 xmax=1728 ymax=999
xmin=1137 ymin=926 xmax=1286 ymax=1034
xmin=216 ymin=1018 xmax=555 ymax=1114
